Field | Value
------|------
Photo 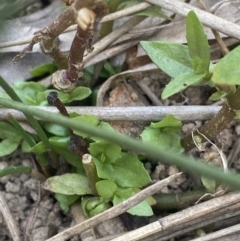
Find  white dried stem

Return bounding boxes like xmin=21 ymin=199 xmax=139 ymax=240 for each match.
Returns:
xmin=146 ymin=0 xmax=240 ymax=40
xmin=0 ymin=192 xmax=21 ymax=241
xmin=0 ymin=106 xmax=221 ymax=121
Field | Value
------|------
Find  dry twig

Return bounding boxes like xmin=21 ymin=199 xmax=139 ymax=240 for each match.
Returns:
xmin=111 ymin=192 xmax=240 ymax=241
xmin=0 ymin=106 xmax=221 ymax=121
xmin=0 ymin=192 xmax=21 ymax=241
xmin=147 ymin=0 xmax=240 ymax=40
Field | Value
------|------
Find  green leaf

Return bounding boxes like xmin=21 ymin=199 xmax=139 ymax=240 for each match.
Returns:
xmin=0 ymin=138 xmax=21 ymax=157
xmin=89 ymin=140 xmax=121 ymax=164
xmin=13 ymin=81 xmax=47 ymax=105
xmin=82 ymin=196 xmax=111 ymax=217
xmin=91 ymin=122 xmax=116 ymax=141
xmin=84 ymin=196 xmax=101 ymax=211
xmin=88 ymin=202 xmax=111 ymax=217
xmin=141 ymin=116 xmax=184 ymax=154
xmin=141 ymin=127 xmax=181 ymax=152
xmin=68 ymin=86 xmax=92 ymax=102
xmin=0 ymin=92 xmax=9 ymax=99
xmin=161 ymin=72 xmax=206 ymax=99
xmin=49 ymin=136 xmax=70 ymax=149
xmin=30 ymin=142 xmax=46 ymax=154
xmin=55 ymin=193 xmax=80 ymax=212
xmin=21 ymin=139 xmax=32 ymax=153
xmin=186 ymin=11 xmax=210 ymax=74
xmin=127 ymin=199 xmax=153 ymax=216
xmin=103 ymin=61 xmax=122 ymax=77
xmin=72 ymin=115 xmax=99 ymax=138
xmin=53 ymin=146 xmax=83 ymax=169
xmin=0 ymin=121 xmax=19 ymax=139
xmin=42 ymin=173 xmax=93 ymax=195
xmin=113 ymin=195 xmax=153 ymax=216
xmin=150 ymin=115 xmax=182 ymax=130
xmin=96 ymin=180 xmax=117 ymax=198
xmin=115 ymin=187 xmax=132 ymax=199
xmin=30 ymin=63 xmax=58 ymax=77
xmin=201 ymin=175 xmax=216 ymax=193
xmin=94 ymin=152 xmax=151 ymax=188
xmin=44 ymin=123 xmax=71 ymax=137
xmin=42 ymin=86 xmax=91 ymax=105
xmin=212 ymin=45 xmax=240 ymax=85
xmin=209 ymin=90 xmax=227 ymax=101
xmin=140 ymin=41 xmax=192 ymax=78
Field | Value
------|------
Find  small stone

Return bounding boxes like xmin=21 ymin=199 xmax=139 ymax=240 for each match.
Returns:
xmin=5 ymin=181 xmax=20 ymax=193
xmin=32 ymin=227 xmax=48 ymax=241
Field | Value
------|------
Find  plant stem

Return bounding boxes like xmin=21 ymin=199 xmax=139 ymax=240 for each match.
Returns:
xmin=0 ymin=106 xmax=221 ymax=121
xmin=7 ymin=114 xmax=36 ymax=147
xmin=47 ymin=91 xmax=89 ymax=156
xmin=82 ymin=154 xmax=100 ymax=194
xmin=12 ymin=6 xmax=76 ymax=63
xmin=0 ymin=165 xmax=47 ymax=182
xmin=51 ymin=25 xmax=91 ymax=91
xmin=181 ymin=87 xmax=240 ymax=151
xmin=153 ymin=188 xmax=208 ymax=210
xmin=99 ymin=0 xmax=120 ymax=39
xmin=0 ymin=98 xmax=240 ymax=189
xmin=83 ymin=16 xmax=146 ymax=64
xmin=52 ymin=0 xmax=108 ymax=91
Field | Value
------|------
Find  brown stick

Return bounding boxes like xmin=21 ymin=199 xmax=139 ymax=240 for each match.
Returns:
xmin=181 ymin=87 xmax=240 ymax=151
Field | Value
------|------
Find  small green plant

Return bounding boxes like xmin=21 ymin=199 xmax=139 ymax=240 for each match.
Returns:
xmin=141 ymin=115 xmax=183 ymax=153
xmin=141 ymin=10 xmax=240 ymax=153
xmin=0 ymin=0 xmax=174 ymax=217
xmin=140 ymin=11 xmax=240 ymax=193
xmin=0 ymin=78 xmax=153 ymax=216
xmin=141 ymin=11 xmax=211 ymax=100
xmin=1 ymin=1 xmax=240 ymax=228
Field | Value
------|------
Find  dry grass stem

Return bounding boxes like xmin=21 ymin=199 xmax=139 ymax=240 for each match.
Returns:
xmin=0 ymin=2 xmax=151 ymax=49
xmin=83 ymin=16 xmax=146 ymax=64
xmin=147 ymin=0 xmax=240 ymax=40
xmin=137 ymin=80 xmax=164 ymax=106
xmin=190 ymin=223 xmax=240 ymax=241
xmin=111 ymin=192 xmax=240 ymax=241
xmin=0 ymin=192 xmax=21 ymax=241
xmin=85 ymin=40 xmax=139 ymax=67
xmin=196 ymin=0 xmax=229 ymax=55
xmin=0 ymin=106 xmax=221 ymax=122
xmin=23 ymin=183 xmax=41 ymax=241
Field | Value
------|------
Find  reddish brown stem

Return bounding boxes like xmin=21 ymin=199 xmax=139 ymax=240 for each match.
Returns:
xmin=181 ymin=87 xmax=240 ymax=151
xmin=68 ymin=26 xmax=90 ymax=82
xmin=47 ymin=91 xmax=89 ymax=157
xmin=13 ymin=7 xmax=76 ymax=63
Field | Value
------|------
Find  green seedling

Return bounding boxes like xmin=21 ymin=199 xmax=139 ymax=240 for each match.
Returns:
xmin=1 ymin=5 xmax=240 ymax=224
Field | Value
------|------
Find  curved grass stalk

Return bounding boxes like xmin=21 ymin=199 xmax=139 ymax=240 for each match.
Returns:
xmin=0 ymin=97 xmax=240 ymax=189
